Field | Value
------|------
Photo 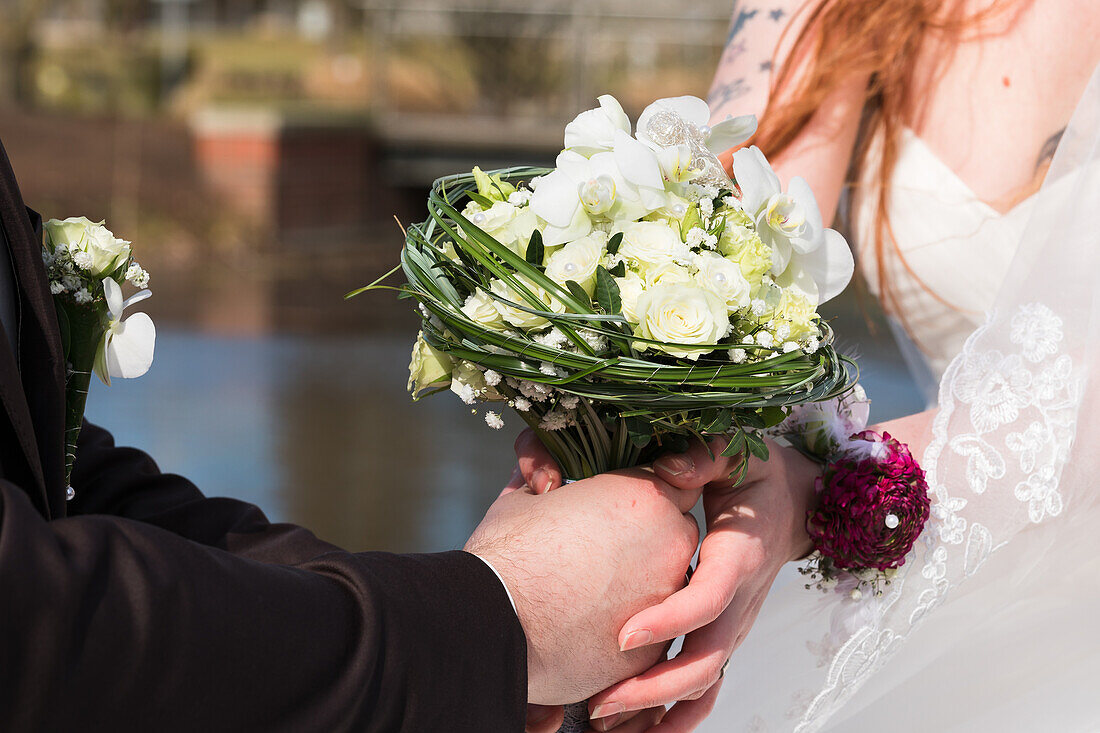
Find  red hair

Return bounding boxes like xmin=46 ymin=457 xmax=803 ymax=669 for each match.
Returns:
xmin=725 ymin=0 xmax=1024 ymax=319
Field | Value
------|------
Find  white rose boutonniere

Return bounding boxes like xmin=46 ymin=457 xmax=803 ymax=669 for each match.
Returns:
xmin=42 ymin=216 xmax=155 ymax=500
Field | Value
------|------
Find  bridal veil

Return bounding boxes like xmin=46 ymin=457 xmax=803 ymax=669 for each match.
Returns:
xmin=702 ymin=63 xmax=1100 ymax=732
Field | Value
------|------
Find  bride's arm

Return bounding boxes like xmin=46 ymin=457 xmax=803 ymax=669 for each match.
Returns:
xmin=709 ymin=0 xmax=867 ymax=226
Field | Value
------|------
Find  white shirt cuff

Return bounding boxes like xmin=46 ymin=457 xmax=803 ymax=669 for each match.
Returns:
xmin=472 ymin=553 xmax=518 ymax=616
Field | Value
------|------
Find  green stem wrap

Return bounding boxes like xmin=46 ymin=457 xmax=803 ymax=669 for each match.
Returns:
xmin=58 ymin=302 xmax=106 ymax=495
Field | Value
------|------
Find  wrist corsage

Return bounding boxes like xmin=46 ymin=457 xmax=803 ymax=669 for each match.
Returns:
xmin=779 ymin=387 xmax=931 ymax=598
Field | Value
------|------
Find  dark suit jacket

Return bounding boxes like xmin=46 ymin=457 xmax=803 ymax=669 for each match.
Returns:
xmin=0 ymin=140 xmax=526 ymax=732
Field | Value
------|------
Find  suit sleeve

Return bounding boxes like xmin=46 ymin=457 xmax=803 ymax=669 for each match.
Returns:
xmin=67 ymin=420 xmax=302 ymax=557
xmin=4 ymin=425 xmax=528 ymax=732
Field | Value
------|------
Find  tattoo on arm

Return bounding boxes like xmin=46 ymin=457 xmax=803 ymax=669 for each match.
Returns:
xmin=708 ymin=5 xmax=759 ymax=111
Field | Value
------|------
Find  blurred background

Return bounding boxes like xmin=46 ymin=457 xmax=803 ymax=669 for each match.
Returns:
xmin=0 ymin=0 xmax=923 ymax=553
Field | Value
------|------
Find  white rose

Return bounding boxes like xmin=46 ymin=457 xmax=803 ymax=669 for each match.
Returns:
xmin=461 ymin=289 xmax=507 ymax=330
xmin=463 ymin=201 xmax=539 ymax=256
xmin=617 ymin=221 xmax=686 ymax=269
xmin=544 ymin=231 xmax=607 ymax=295
xmin=489 ymin=275 xmax=567 ymax=330
xmin=616 ymin=270 xmax=646 ymax=323
xmin=694 ymin=252 xmax=752 ymax=312
xmin=643 ymin=261 xmax=694 ymax=289
xmin=633 ymin=284 xmax=730 ymax=361
xmin=408 ymin=332 xmax=453 ymax=398
xmin=450 ymin=360 xmax=503 ymax=404
xmin=44 ymin=216 xmax=131 ymax=277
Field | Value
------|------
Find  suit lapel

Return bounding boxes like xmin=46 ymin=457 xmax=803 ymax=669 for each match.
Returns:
xmin=0 ymin=141 xmax=66 ymax=517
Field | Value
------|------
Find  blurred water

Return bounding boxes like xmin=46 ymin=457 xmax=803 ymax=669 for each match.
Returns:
xmin=85 ymin=309 xmax=924 ymax=554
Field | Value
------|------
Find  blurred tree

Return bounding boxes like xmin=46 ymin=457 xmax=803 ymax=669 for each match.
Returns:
xmin=449 ymin=9 xmax=571 ymax=116
xmin=0 ymin=0 xmax=54 ymax=104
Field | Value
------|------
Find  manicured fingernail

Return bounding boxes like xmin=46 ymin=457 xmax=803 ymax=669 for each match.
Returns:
xmin=655 ymin=454 xmax=693 ymax=476
xmin=619 ymin=628 xmax=653 ymax=651
xmin=592 ymin=709 xmax=623 ymax=730
xmin=590 ymin=702 xmax=625 ymax=724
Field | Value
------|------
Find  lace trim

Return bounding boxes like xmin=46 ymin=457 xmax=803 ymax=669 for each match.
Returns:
xmin=793 ymin=303 xmax=1080 ymax=731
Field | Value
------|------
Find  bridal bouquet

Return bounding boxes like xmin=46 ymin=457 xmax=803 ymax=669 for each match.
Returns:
xmin=42 ymin=217 xmax=155 ymax=497
xmin=358 ymin=94 xmax=856 ymax=481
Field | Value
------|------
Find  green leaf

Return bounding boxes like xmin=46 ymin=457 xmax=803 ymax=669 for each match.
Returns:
xmin=745 ymin=431 xmax=770 ymax=461
xmin=609 ymin=261 xmax=626 ymax=278
xmin=525 ymin=230 xmax=544 ymax=266
xmin=720 ymin=430 xmax=746 ymax=457
xmin=759 ymin=406 xmax=788 ymax=428
xmin=473 ymin=165 xmax=517 ymax=202
xmin=565 ymin=280 xmax=590 ymax=306
xmin=699 ymin=407 xmax=718 ymax=430
xmin=679 ymin=205 xmax=703 ymax=238
xmin=607 ymin=231 xmax=624 ymax=255
xmin=624 ymin=415 xmax=653 ymax=448
xmin=702 ymin=409 xmax=733 ymax=435
xmin=739 ymin=411 xmax=766 ymax=430
xmin=594 ymin=266 xmax=622 ymax=315
xmin=466 ymin=191 xmax=495 ymax=209
xmin=727 ymin=456 xmax=750 ymax=486
xmin=664 ymin=433 xmax=690 ymax=455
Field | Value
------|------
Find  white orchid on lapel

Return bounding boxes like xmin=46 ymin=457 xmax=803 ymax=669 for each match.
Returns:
xmin=731 ymin=145 xmax=854 ymax=304
xmin=93 ymin=277 xmax=155 ymax=385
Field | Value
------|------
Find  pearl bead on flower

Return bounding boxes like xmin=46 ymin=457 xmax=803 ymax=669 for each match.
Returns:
xmin=885 ymin=513 xmax=900 ymax=529
xmin=563 ymin=262 xmax=578 ymax=276
xmin=472 ymin=213 xmax=487 ymax=225
xmin=671 ymin=203 xmax=687 ymax=216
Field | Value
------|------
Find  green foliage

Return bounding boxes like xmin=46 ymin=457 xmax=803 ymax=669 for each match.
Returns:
xmin=525 ymin=230 xmax=544 ymax=266
xmin=565 ymin=280 xmax=591 ymax=306
xmin=594 ymin=266 xmax=622 ymax=315
xmin=356 ymin=166 xmax=856 ymax=479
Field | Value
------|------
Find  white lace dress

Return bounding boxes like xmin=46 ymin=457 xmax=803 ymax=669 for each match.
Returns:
xmin=700 ymin=70 xmax=1100 ymax=733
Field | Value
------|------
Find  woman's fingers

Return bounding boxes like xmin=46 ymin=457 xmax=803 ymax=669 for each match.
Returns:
xmin=595 ymin=606 xmax=740 ymax=713
xmin=647 ymin=680 xmax=723 ymax=733
xmin=514 ymin=428 xmax=562 ymax=493
xmin=590 ymin=705 xmax=664 ymax=733
xmin=619 ymin=529 xmax=750 ymax=649
xmin=499 ymin=466 xmax=526 ymax=498
xmin=589 ymin=706 xmax=643 ymax=732
xmin=653 ymin=436 xmax=744 ymax=492
xmin=526 ymin=704 xmax=565 ymax=733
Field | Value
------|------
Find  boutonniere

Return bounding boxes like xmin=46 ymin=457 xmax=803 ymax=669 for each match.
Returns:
xmin=42 ymin=217 xmax=156 ymax=500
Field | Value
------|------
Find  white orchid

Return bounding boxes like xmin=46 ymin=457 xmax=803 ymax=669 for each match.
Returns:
xmin=652 ymin=143 xmax=697 ymax=183
xmin=563 ymin=94 xmax=632 ymax=157
xmin=731 ymin=146 xmax=854 ymax=304
xmin=93 ymin=278 xmax=155 ymax=385
xmin=636 ymin=96 xmax=758 ymax=155
xmin=530 ymin=136 xmax=667 ymax=245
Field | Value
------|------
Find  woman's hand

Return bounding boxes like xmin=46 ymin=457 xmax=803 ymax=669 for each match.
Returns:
xmin=511 ymin=430 xmax=822 ymax=732
xmin=587 ymin=438 xmax=819 ymax=731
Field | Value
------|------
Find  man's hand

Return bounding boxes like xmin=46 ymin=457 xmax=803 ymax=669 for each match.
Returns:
xmin=511 ymin=430 xmax=820 ymax=732
xmin=466 ymin=468 xmax=700 ymax=706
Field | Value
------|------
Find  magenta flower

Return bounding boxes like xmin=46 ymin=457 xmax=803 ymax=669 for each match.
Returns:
xmin=807 ymin=431 xmax=931 ymax=572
